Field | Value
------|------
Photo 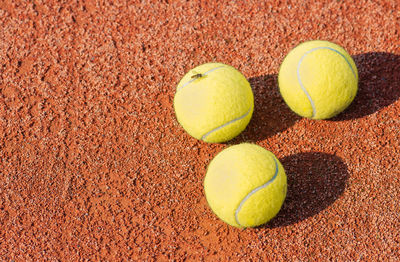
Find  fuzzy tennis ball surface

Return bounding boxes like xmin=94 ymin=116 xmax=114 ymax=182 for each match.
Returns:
xmin=278 ymin=40 xmax=358 ymax=119
xmin=174 ymin=63 xmax=254 ymax=143
xmin=204 ymin=143 xmax=287 ymax=228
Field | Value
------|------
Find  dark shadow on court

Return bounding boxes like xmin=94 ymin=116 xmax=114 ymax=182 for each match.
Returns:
xmin=333 ymin=52 xmax=400 ymax=120
xmin=231 ymin=74 xmax=300 ymax=144
xmin=265 ymin=152 xmax=349 ymax=228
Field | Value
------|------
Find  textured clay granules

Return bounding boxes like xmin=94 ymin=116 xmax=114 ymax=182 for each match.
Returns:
xmin=0 ymin=1 xmax=399 ymax=261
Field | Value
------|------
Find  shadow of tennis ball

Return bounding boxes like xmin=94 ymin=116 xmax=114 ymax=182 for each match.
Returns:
xmin=266 ymin=152 xmax=349 ymax=228
xmin=333 ymin=52 xmax=400 ymax=120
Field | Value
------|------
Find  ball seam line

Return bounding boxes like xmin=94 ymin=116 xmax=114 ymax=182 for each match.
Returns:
xmin=297 ymin=46 xmax=357 ymax=118
xmin=200 ymin=107 xmax=252 ymax=142
xmin=176 ymin=66 xmax=225 ymax=93
xmin=234 ymin=156 xmax=279 ymax=227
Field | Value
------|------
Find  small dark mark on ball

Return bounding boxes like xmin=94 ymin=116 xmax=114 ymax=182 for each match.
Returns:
xmin=191 ymin=73 xmax=203 ymax=79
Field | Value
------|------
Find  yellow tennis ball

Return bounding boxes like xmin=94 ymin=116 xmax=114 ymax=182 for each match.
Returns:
xmin=174 ymin=63 xmax=254 ymax=143
xmin=278 ymin=40 xmax=358 ymax=119
xmin=204 ymin=143 xmax=287 ymax=228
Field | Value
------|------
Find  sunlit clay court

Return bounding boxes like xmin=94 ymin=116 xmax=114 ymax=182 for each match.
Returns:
xmin=0 ymin=1 xmax=399 ymax=260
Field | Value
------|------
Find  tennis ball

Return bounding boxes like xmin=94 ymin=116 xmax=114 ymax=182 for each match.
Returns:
xmin=174 ymin=63 xmax=254 ymax=143
xmin=204 ymin=143 xmax=287 ymax=228
xmin=278 ymin=40 xmax=358 ymax=119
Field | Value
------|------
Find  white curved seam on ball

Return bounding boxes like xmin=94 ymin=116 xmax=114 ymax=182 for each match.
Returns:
xmin=176 ymin=66 xmax=225 ymax=92
xmin=234 ymin=157 xmax=279 ymax=227
xmin=297 ymin=46 xmax=356 ymax=118
xmin=200 ymin=107 xmax=252 ymax=141
xmin=297 ymin=50 xmax=317 ymax=118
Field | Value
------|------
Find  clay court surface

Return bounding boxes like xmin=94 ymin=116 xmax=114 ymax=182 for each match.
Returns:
xmin=0 ymin=0 xmax=399 ymax=261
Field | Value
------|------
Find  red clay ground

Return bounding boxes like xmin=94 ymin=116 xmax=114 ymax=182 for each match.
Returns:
xmin=0 ymin=0 xmax=399 ymax=261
